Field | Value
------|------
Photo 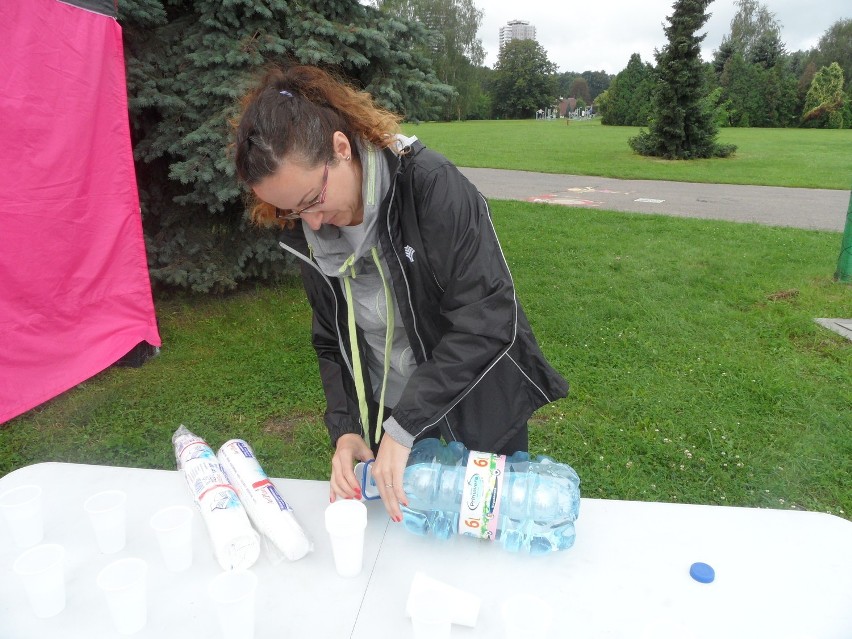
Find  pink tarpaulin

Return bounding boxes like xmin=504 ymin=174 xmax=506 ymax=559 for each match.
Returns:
xmin=0 ymin=0 xmax=161 ymax=423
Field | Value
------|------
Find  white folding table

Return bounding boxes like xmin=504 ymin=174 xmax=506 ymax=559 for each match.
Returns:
xmin=1 ymin=462 xmax=850 ymax=638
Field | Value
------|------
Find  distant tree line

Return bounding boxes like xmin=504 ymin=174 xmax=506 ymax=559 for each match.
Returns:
xmin=598 ymin=2 xmax=851 ymax=129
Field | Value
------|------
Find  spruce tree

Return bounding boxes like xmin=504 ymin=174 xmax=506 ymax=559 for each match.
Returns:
xmin=118 ymin=0 xmax=450 ymax=293
xmin=629 ymin=0 xmax=736 ymax=159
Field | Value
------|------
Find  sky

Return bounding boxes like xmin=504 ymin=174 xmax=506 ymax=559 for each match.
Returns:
xmin=476 ymin=0 xmax=850 ymax=75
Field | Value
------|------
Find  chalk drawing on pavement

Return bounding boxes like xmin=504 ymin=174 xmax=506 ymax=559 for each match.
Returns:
xmin=527 ymin=194 xmax=602 ymax=207
xmin=565 ymin=187 xmax=624 ymax=195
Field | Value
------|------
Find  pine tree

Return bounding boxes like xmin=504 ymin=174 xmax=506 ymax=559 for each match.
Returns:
xmin=118 ymin=0 xmax=450 ymax=293
xmin=629 ymin=0 xmax=736 ymax=159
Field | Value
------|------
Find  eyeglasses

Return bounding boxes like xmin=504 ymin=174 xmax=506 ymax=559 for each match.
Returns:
xmin=276 ymin=162 xmax=330 ymax=221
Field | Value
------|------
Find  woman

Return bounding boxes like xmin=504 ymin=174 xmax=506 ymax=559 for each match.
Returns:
xmin=234 ymin=65 xmax=568 ymax=522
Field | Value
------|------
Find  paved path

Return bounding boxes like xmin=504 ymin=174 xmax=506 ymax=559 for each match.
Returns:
xmin=459 ymin=167 xmax=850 ymax=232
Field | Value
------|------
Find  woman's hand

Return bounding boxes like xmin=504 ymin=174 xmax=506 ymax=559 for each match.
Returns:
xmin=329 ymin=433 xmax=373 ymax=502
xmin=371 ymin=435 xmax=411 ymax=522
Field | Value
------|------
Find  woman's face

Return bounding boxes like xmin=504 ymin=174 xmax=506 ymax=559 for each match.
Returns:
xmin=252 ymin=132 xmax=363 ymax=231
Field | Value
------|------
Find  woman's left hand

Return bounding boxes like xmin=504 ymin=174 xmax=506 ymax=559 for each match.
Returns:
xmin=371 ymin=435 xmax=410 ymax=522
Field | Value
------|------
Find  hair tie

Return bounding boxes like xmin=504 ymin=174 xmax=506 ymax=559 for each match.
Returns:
xmin=279 ymin=90 xmax=293 ymax=98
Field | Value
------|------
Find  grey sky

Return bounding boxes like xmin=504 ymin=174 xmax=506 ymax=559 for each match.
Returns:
xmin=477 ymin=0 xmax=850 ymax=74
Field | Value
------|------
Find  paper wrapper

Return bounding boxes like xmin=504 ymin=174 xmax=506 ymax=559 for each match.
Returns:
xmin=217 ymin=439 xmax=313 ymax=562
xmin=172 ymin=426 xmax=260 ymax=571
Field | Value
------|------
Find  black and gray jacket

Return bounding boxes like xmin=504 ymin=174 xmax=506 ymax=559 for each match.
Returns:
xmin=279 ymin=139 xmax=568 ymax=453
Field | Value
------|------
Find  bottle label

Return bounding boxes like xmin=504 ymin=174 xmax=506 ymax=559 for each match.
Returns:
xmin=458 ymin=450 xmax=505 ymax=541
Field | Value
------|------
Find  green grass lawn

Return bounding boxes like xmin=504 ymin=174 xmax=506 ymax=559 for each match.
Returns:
xmin=403 ymin=119 xmax=852 ymax=190
xmin=4 ymin=203 xmax=850 ymax=520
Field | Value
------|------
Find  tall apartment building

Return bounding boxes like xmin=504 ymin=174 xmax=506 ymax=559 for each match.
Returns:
xmin=499 ymin=20 xmax=536 ymax=49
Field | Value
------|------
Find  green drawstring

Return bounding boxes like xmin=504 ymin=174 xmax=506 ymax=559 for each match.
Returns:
xmin=338 ymin=249 xmax=394 ymax=446
xmin=371 ymin=247 xmax=393 ymax=444
xmin=339 ymin=254 xmax=369 ymax=447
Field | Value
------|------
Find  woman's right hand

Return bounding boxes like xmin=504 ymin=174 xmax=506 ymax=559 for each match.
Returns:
xmin=330 ymin=433 xmax=373 ymax=502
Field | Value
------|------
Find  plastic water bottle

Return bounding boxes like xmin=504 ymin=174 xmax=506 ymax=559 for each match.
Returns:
xmin=400 ymin=438 xmax=581 ymax=555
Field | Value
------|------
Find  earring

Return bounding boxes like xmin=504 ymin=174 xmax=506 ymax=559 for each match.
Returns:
xmin=344 ymin=155 xmax=351 ymax=161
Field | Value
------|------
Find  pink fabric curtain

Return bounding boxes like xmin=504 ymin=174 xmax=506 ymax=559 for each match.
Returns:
xmin=0 ymin=0 xmax=162 ymax=423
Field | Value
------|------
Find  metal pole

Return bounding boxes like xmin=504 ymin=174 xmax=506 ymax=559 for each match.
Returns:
xmin=836 ymin=184 xmax=852 ymax=283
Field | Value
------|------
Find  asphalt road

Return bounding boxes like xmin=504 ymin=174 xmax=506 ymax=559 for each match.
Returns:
xmin=459 ymin=167 xmax=850 ymax=232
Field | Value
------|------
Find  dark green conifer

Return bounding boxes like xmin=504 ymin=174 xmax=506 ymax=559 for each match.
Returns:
xmin=629 ymin=0 xmax=736 ymax=159
xmin=119 ymin=0 xmax=449 ymax=292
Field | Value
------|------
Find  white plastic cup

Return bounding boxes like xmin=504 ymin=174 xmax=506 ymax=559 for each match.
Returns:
xmin=324 ymin=500 xmax=368 ymax=578
xmin=96 ymin=557 xmax=148 ymax=635
xmin=12 ymin=543 xmax=66 ymax=618
xmin=501 ymin=594 xmax=553 ymax=638
xmin=149 ymin=505 xmax=194 ymax=572
xmin=0 ymin=485 xmax=44 ymax=548
xmin=208 ymin=570 xmax=258 ymax=639
xmin=84 ymin=490 xmax=127 ymax=554
xmin=410 ymin=587 xmax=452 ymax=639
xmin=406 ymin=571 xmax=481 ymax=627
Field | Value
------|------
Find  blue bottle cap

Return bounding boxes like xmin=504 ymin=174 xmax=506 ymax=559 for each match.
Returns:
xmin=690 ymin=562 xmax=715 ymax=583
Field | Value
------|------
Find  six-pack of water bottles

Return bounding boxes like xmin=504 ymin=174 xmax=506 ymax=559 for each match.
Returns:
xmin=360 ymin=438 xmax=582 ymax=555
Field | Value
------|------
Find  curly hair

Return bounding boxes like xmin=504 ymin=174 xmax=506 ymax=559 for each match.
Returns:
xmin=233 ymin=65 xmax=402 ymax=227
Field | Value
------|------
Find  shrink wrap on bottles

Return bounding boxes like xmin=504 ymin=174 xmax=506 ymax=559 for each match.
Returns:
xmin=217 ymin=439 xmax=313 ymax=562
xmin=172 ymin=426 xmax=260 ymax=571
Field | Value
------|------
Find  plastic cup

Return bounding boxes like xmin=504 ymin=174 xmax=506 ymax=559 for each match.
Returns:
xmin=96 ymin=557 xmax=148 ymax=635
xmin=0 ymin=485 xmax=44 ymax=548
xmin=410 ymin=587 xmax=452 ymax=639
xmin=406 ymin=571 xmax=481 ymax=627
xmin=324 ymin=500 xmax=368 ymax=578
xmin=208 ymin=570 xmax=258 ymax=639
xmin=12 ymin=543 xmax=66 ymax=618
xmin=501 ymin=594 xmax=553 ymax=638
xmin=84 ymin=489 xmax=127 ymax=554
xmin=149 ymin=505 xmax=193 ymax=572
